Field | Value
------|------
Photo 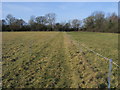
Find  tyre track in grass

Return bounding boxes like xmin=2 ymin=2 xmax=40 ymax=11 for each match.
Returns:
xmin=64 ymin=33 xmax=81 ymax=88
xmin=35 ymin=33 xmax=65 ymax=88
xmin=20 ymin=32 xmax=70 ymax=88
xmin=18 ymin=32 xmax=61 ymax=88
xmin=64 ymin=32 xmax=101 ymax=88
xmin=39 ymin=32 xmax=71 ymax=88
xmin=3 ymin=32 xmax=116 ymax=88
xmin=67 ymin=35 xmax=110 ymax=88
xmin=67 ymin=33 xmax=116 ymax=88
xmin=67 ymin=32 xmax=119 ymax=88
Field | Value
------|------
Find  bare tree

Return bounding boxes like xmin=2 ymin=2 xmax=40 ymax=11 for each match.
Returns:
xmin=29 ymin=16 xmax=35 ymax=25
xmin=6 ymin=14 xmax=16 ymax=31
xmin=45 ymin=13 xmax=56 ymax=31
xmin=29 ymin=16 xmax=35 ymax=31
xmin=83 ymin=16 xmax=95 ymax=31
xmin=6 ymin=14 xmax=15 ymax=25
xmin=106 ymin=12 xmax=118 ymax=33
xmin=13 ymin=19 xmax=25 ymax=29
xmin=92 ymin=11 xmax=105 ymax=32
xmin=71 ymin=19 xmax=81 ymax=31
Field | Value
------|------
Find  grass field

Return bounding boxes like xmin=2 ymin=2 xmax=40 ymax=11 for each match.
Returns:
xmin=2 ymin=32 xmax=119 ymax=88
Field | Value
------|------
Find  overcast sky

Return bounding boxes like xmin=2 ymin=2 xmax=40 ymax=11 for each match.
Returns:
xmin=2 ymin=2 xmax=118 ymax=23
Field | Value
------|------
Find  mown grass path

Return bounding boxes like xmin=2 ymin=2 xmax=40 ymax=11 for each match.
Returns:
xmin=2 ymin=32 xmax=119 ymax=88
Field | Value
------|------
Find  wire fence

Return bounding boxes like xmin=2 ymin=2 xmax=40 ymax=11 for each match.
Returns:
xmin=77 ymin=41 xmax=119 ymax=88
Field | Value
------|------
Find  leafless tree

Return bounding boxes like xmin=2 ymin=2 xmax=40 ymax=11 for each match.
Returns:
xmin=45 ymin=13 xmax=56 ymax=31
xmin=71 ymin=19 xmax=81 ymax=31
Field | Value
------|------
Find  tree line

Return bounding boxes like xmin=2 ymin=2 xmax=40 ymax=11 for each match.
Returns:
xmin=1 ymin=11 xmax=119 ymax=33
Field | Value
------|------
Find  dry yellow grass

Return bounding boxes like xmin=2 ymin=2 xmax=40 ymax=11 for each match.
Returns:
xmin=2 ymin=32 xmax=119 ymax=88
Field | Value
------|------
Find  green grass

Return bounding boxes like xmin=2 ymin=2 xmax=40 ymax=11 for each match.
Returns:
xmin=67 ymin=32 xmax=119 ymax=88
xmin=2 ymin=32 xmax=119 ymax=88
xmin=67 ymin=32 xmax=118 ymax=63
